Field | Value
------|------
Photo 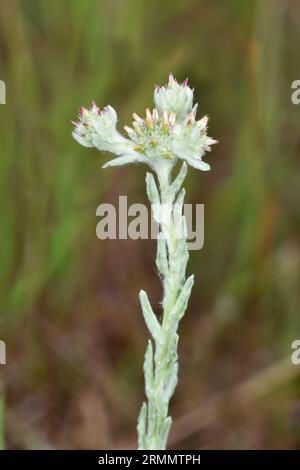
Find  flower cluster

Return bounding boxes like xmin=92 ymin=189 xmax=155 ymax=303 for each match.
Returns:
xmin=72 ymin=75 xmax=217 ymax=172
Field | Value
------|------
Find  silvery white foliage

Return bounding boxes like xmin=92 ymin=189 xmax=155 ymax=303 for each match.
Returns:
xmin=136 ymin=168 xmax=195 ymax=450
xmin=72 ymin=75 xmax=217 ymax=450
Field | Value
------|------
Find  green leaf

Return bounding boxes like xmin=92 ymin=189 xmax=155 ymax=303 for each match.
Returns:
xmin=162 ymin=361 xmax=178 ymax=407
xmin=159 ymin=416 xmax=172 ymax=450
xmin=102 ymin=154 xmax=146 ymax=168
xmin=146 ymin=172 xmax=160 ymax=204
xmin=172 ymin=189 xmax=186 ymax=240
xmin=137 ymin=402 xmax=147 ymax=450
xmin=144 ymin=340 xmax=154 ymax=399
xmin=168 ymin=275 xmax=194 ymax=334
xmin=156 ymin=233 xmax=169 ymax=276
xmin=171 ymin=162 xmax=187 ymax=196
xmin=139 ymin=290 xmax=161 ymax=341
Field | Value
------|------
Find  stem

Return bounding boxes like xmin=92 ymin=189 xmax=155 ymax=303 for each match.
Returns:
xmin=137 ymin=162 xmax=193 ymax=450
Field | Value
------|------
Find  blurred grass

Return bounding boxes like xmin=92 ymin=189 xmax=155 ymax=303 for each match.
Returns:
xmin=0 ymin=0 xmax=300 ymax=449
xmin=0 ymin=396 xmax=4 ymax=450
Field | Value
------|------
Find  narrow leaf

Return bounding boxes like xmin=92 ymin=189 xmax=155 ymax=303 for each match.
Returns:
xmin=143 ymin=340 xmax=154 ymax=399
xmin=137 ymin=402 xmax=147 ymax=450
xmin=159 ymin=416 xmax=172 ymax=450
xmin=139 ymin=290 xmax=161 ymax=341
xmin=102 ymin=154 xmax=146 ymax=168
xmin=146 ymin=172 xmax=160 ymax=205
xmin=162 ymin=361 xmax=178 ymax=406
xmin=181 ymin=155 xmax=210 ymax=171
xmin=168 ymin=275 xmax=194 ymax=334
xmin=156 ymin=233 xmax=169 ymax=276
xmin=172 ymin=189 xmax=186 ymax=240
xmin=171 ymin=162 xmax=187 ymax=195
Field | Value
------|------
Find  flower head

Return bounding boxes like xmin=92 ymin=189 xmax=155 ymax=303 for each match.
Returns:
xmin=72 ymin=103 xmax=131 ymax=155
xmin=123 ymin=103 xmax=217 ymax=171
xmin=154 ymin=74 xmax=194 ymax=123
xmin=171 ymin=113 xmax=218 ymax=171
xmin=124 ymin=108 xmax=177 ymax=162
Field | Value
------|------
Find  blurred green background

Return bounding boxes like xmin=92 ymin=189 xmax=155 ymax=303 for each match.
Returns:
xmin=1 ymin=0 xmax=300 ymax=450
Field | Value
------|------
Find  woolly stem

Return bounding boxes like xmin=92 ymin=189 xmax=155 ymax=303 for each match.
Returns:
xmin=138 ymin=162 xmax=193 ymax=450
